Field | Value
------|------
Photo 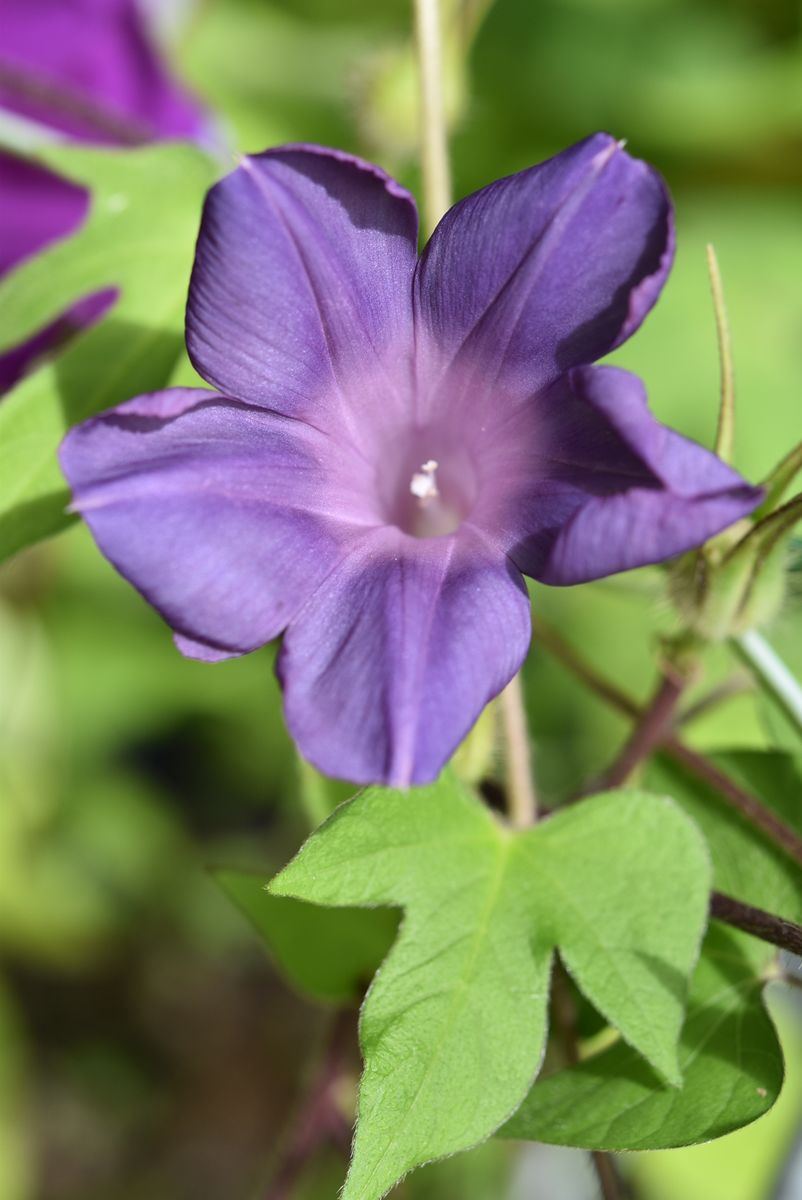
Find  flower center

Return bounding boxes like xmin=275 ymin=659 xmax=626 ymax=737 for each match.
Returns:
xmin=379 ymin=435 xmax=478 ymax=538
xmin=409 ymin=459 xmax=440 ymax=503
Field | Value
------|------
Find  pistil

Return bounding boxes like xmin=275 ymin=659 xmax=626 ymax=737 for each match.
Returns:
xmin=410 ymin=460 xmax=440 ymax=504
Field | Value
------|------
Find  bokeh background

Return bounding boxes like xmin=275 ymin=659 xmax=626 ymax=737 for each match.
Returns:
xmin=1 ymin=0 xmax=802 ymax=1197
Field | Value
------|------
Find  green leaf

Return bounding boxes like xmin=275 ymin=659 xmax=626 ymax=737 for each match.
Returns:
xmin=500 ymin=924 xmax=782 ymax=1150
xmin=270 ymin=775 xmax=710 ymax=1200
xmin=646 ymin=750 xmax=802 ymax=922
xmin=214 ymin=869 xmax=398 ymax=1003
xmin=500 ymin=747 xmax=802 ymax=1152
xmin=0 ymin=142 xmax=216 ymax=563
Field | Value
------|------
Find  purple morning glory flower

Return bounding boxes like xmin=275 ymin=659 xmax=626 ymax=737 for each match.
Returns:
xmin=0 ymin=0 xmax=208 ymax=390
xmin=60 ymin=134 xmax=762 ymax=786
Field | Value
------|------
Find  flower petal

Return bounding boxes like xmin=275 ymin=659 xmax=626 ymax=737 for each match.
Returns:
xmin=186 ymin=146 xmax=418 ymax=420
xmin=0 ymin=0 xmax=207 ymax=144
xmin=0 ymin=291 xmax=114 ymax=393
xmin=0 ymin=150 xmax=88 ymax=275
xmin=0 ymin=151 xmax=113 ymax=392
xmin=494 ymin=366 xmax=762 ymax=584
xmin=278 ymin=527 xmax=531 ymax=787
xmin=59 ymin=387 xmax=364 ymax=655
xmin=414 ymin=133 xmax=673 ymax=400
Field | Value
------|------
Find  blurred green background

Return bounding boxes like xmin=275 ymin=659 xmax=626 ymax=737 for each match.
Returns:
xmin=1 ymin=0 xmax=802 ymax=1196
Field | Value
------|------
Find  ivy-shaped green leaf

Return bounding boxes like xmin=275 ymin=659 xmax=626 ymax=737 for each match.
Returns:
xmin=500 ymin=924 xmax=782 ymax=1149
xmin=214 ymin=868 xmax=398 ymax=1003
xmin=0 ymin=141 xmax=216 ymax=562
xmin=270 ymin=774 xmax=710 ymax=1200
xmin=501 ymin=748 xmax=802 ymax=1151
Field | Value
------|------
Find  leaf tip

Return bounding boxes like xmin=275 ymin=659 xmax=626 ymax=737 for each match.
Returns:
xmin=661 ymin=1056 xmax=684 ymax=1091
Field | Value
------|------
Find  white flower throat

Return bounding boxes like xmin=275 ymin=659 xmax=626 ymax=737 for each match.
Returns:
xmin=380 ymin=439 xmax=476 ymax=539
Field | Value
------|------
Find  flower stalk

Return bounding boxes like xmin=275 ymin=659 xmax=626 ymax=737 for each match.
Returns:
xmin=413 ymin=0 xmax=452 ymax=235
xmin=602 ymin=669 xmax=687 ymax=789
xmin=413 ymin=0 xmax=539 ymax=828
xmin=498 ymin=673 xmax=538 ymax=826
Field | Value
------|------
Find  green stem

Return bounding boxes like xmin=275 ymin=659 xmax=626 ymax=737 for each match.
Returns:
xmin=413 ymin=0 xmax=452 ymax=237
xmin=731 ymin=629 xmax=802 ymax=741
xmin=498 ymin=673 xmax=538 ymax=826
xmin=706 ymin=244 xmax=735 ymax=464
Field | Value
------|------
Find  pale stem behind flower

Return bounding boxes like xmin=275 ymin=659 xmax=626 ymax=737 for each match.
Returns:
xmin=413 ymin=0 xmax=452 ymax=236
xmin=706 ymin=243 xmax=735 ymax=465
xmin=412 ymin=0 xmax=537 ymax=827
xmin=409 ymin=16 xmax=621 ymax=1191
xmin=498 ymin=673 xmax=538 ymax=826
xmin=732 ymin=629 xmax=802 ymax=742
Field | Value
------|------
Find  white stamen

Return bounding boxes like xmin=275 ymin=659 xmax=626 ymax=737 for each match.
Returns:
xmin=410 ymin=459 xmax=440 ymax=503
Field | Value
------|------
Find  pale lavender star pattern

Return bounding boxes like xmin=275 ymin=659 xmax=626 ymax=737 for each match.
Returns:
xmin=60 ymin=135 xmax=763 ymax=786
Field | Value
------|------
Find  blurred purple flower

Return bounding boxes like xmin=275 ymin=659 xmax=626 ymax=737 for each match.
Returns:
xmin=0 ymin=0 xmax=206 ymax=144
xmin=60 ymin=135 xmax=762 ymax=786
xmin=0 ymin=0 xmax=208 ymax=390
xmin=0 ymin=150 xmax=116 ymax=390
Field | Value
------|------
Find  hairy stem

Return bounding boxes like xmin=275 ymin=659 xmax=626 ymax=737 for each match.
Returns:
xmin=731 ymin=629 xmax=802 ymax=743
xmin=593 ymin=1152 xmax=628 ymax=1200
xmin=413 ymin=0 xmax=452 ymax=236
xmin=499 ymin=672 xmax=538 ymax=826
xmin=710 ymin=894 xmax=802 ymax=958
xmin=602 ymin=671 xmax=686 ymax=788
xmin=664 ymin=738 xmax=802 ymax=866
xmin=586 ymin=637 xmax=802 ymax=959
xmin=531 ymin=614 xmax=802 ymax=868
